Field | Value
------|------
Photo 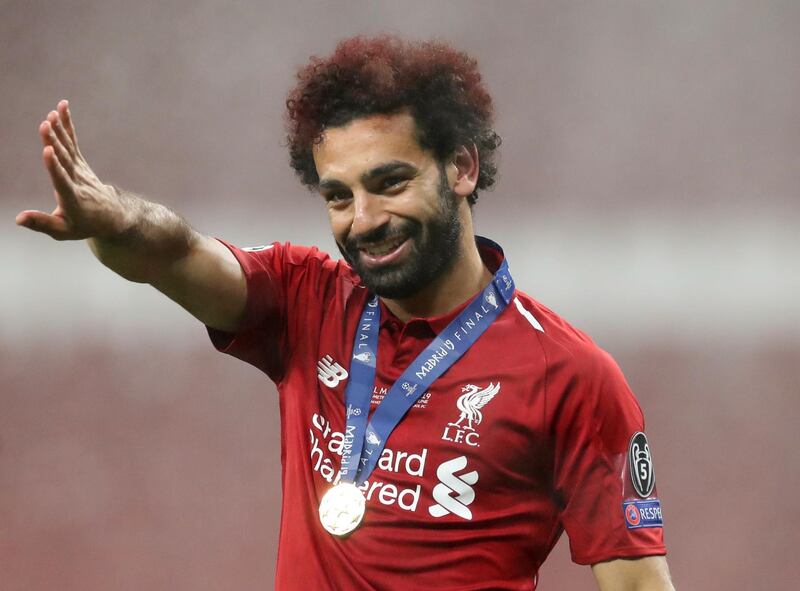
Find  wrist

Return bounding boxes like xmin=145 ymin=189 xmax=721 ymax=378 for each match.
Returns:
xmin=105 ymin=184 xmax=142 ymax=239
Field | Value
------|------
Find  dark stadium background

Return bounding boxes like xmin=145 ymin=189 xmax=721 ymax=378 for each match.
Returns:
xmin=2 ymin=1 xmax=798 ymax=589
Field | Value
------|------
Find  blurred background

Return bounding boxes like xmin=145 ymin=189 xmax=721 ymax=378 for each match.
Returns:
xmin=2 ymin=1 xmax=798 ymax=589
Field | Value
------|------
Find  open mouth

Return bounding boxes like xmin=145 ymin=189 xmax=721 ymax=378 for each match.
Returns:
xmin=358 ymin=236 xmax=410 ymax=267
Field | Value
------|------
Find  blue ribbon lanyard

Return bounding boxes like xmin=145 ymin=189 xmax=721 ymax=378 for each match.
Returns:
xmin=338 ymin=239 xmax=516 ymax=486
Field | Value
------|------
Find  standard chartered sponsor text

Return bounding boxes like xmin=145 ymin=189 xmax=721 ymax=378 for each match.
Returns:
xmin=310 ymin=413 xmax=427 ymax=512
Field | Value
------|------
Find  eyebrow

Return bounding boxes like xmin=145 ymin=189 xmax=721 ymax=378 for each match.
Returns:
xmin=318 ymin=160 xmax=418 ymax=191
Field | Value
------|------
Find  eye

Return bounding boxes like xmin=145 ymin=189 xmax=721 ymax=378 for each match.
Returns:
xmin=323 ymin=190 xmax=351 ymax=205
xmin=380 ymin=176 xmax=408 ymax=192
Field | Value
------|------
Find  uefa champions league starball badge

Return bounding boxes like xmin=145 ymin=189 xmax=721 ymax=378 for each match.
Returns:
xmin=319 ymin=482 xmax=366 ymax=536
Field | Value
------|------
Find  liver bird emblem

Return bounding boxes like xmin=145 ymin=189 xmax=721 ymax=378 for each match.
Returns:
xmin=452 ymin=383 xmax=501 ymax=430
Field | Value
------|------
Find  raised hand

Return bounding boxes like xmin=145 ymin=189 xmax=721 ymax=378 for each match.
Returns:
xmin=17 ymin=100 xmax=130 ymax=241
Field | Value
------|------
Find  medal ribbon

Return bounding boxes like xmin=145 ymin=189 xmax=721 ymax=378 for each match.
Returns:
xmin=338 ymin=237 xmax=516 ymax=486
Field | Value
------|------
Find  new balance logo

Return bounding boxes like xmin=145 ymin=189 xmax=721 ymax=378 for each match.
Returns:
xmin=428 ymin=456 xmax=479 ymax=520
xmin=317 ymin=355 xmax=348 ymax=387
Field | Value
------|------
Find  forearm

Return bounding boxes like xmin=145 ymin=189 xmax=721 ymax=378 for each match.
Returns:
xmin=88 ymin=188 xmax=199 ymax=285
xmin=593 ymin=556 xmax=675 ymax=591
xmin=86 ymin=188 xmax=247 ymax=330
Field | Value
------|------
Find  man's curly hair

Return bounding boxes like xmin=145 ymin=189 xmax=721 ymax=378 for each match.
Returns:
xmin=285 ymin=36 xmax=501 ymax=206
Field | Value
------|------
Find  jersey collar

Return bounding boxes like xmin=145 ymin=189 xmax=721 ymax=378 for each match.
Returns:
xmin=378 ymin=236 xmax=506 ymax=334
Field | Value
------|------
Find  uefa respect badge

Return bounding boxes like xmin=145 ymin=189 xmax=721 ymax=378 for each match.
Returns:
xmin=623 ymin=499 xmax=663 ymax=529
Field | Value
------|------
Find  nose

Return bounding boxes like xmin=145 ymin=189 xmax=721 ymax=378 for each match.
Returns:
xmin=350 ymin=190 xmax=390 ymax=238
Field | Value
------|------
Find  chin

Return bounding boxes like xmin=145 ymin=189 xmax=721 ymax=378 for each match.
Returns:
xmin=367 ymin=281 xmax=424 ymax=300
xmin=353 ymin=263 xmax=423 ymax=299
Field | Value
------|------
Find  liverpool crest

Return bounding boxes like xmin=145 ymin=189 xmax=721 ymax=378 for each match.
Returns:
xmin=441 ymin=383 xmax=501 ymax=447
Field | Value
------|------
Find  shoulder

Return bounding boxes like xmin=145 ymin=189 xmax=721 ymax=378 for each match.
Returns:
xmin=511 ymin=289 xmax=615 ymax=375
xmin=246 ymin=241 xmax=351 ymax=272
xmin=229 ymin=240 xmax=361 ymax=287
xmin=513 ymin=290 xmax=641 ymax=430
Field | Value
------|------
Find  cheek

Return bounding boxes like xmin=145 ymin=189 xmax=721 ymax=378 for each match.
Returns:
xmin=406 ymin=192 xmax=442 ymax=222
xmin=327 ymin=209 xmax=352 ymax=242
xmin=393 ymin=186 xmax=438 ymax=216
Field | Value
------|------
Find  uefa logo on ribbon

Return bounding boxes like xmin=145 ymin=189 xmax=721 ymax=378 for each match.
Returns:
xmin=401 ymin=381 xmax=418 ymax=397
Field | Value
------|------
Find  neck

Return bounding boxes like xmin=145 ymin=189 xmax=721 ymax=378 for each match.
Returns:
xmin=381 ymin=234 xmax=492 ymax=323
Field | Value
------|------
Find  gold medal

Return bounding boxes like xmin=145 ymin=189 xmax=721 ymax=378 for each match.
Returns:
xmin=318 ymin=482 xmax=366 ymax=536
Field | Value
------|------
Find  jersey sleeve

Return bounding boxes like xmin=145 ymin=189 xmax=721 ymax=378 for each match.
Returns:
xmin=205 ymin=239 xmax=348 ymax=383
xmin=548 ymin=344 xmax=667 ymax=565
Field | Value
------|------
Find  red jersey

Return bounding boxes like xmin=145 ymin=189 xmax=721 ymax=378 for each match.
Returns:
xmin=207 ymin=239 xmax=666 ymax=590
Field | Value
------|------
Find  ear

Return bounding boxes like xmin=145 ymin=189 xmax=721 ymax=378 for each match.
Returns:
xmin=449 ymin=144 xmax=479 ymax=199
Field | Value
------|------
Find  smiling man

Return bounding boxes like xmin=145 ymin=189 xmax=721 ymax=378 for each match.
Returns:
xmin=17 ymin=36 xmax=674 ymax=590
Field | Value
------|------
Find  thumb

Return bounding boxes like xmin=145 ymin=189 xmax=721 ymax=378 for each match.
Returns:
xmin=16 ymin=210 xmax=74 ymax=240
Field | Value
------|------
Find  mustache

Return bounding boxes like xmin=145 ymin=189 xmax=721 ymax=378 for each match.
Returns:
xmin=343 ymin=220 xmax=421 ymax=255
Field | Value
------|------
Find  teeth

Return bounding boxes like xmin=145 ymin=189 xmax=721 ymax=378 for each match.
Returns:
xmin=363 ymin=237 xmax=405 ymax=256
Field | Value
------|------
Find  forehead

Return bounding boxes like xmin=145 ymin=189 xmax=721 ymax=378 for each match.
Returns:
xmin=313 ymin=112 xmax=432 ymax=183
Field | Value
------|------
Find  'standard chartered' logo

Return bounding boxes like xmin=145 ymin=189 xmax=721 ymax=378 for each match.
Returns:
xmin=309 ymin=413 xmax=427 ymax=513
xmin=317 ymin=355 xmax=349 ymax=387
xmin=441 ymin=382 xmax=501 ymax=447
xmin=428 ymin=456 xmax=479 ymax=520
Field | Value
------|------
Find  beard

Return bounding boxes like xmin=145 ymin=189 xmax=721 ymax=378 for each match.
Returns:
xmin=337 ymin=170 xmax=463 ymax=299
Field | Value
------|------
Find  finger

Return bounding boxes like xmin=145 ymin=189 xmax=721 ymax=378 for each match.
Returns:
xmin=38 ymin=119 xmax=52 ymax=146
xmin=42 ymin=145 xmax=75 ymax=204
xmin=50 ymin=110 xmax=78 ymax=158
xmin=41 ymin=119 xmax=75 ymax=177
xmin=57 ymin=100 xmax=80 ymax=155
xmin=15 ymin=210 xmax=73 ymax=240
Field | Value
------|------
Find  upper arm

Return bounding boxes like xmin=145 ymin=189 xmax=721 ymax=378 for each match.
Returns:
xmin=199 ymin=240 xmax=344 ymax=380
xmin=550 ymin=346 xmax=666 ymax=563
xmin=592 ymin=556 xmax=674 ymax=591
xmin=151 ymin=233 xmax=250 ymax=333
